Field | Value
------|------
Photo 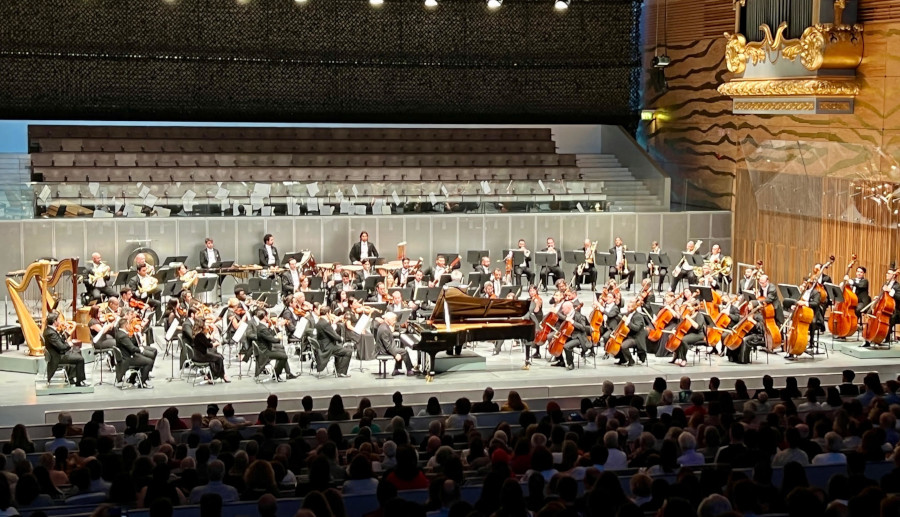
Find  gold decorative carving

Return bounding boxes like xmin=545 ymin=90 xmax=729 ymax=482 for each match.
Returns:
xmin=724 ymin=22 xmax=863 ymax=73
xmin=717 ymin=78 xmax=860 ymax=96
xmin=819 ymin=101 xmax=852 ymax=111
xmin=733 ymin=101 xmax=816 ymax=111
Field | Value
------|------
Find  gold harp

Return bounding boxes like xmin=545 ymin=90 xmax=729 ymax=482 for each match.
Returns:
xmin=6 ymin=258 xmax=81 ymax=356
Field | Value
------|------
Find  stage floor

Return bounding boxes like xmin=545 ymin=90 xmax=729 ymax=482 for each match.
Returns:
xmin=2 ymin=292 xmax=900 ymax=426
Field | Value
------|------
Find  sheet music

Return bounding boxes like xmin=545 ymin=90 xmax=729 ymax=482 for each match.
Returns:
xmin=294 ymin=317 xmax=309 ymax=339
xmin=232 ymin=320 xmax=248 ymax=343
xmin=353 ymin=314 xmax=371 ymax=335
xmin=165 ymin=319 xmax=180 ymax=340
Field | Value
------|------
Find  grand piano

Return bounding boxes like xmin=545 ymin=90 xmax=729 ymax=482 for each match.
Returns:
xmin=408 ymin=286 xmax=535 ymax=381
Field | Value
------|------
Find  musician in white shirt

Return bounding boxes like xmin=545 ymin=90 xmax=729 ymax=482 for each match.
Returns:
xmin=282 ymin=258 xmax=303 ymax=296
xmin=199 ymin=238 xmax=221 ymax=269
xmin=86 ymin=252 xmax=117 ymax=301
xmin=258 ymin=234 xmax=279 ymax=268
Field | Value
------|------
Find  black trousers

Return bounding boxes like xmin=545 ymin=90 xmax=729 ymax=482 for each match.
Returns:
xmin=194 ymin=349 xmax=225 ymax=379
xmin=514 ymin=266 xmax=535 ymax=286
xmin=118 ymin=351 xmax=154 ymax=383
xmin=670 ymin=271 xmax=697 ymax=292
xmin=319 ymin=343 xmax=352 ymax=375
xmin=540 ymin=266 xmax=565 ymax=288
xmin=563 ymin=337 xmax=586 ymax=366
xmin=51 ymin=350 xmax=86 ymax=384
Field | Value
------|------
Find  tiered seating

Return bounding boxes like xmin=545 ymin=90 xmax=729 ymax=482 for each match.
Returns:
xmin=29 ymin=126 xmax=582 ymax=184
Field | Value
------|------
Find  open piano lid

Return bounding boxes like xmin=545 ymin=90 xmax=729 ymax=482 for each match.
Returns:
xmin=430 ymin=286 xmax=530 ymax=323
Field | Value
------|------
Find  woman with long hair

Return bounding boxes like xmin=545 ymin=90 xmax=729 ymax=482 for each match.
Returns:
xmin=418 ymin=397 xmax=443 ymax=417
xmin=352 ymin=398 xmax=372 ymax=420
xmin=327 ymin=394 xmax=350 ymax=421
xmin=242 ymin=460 xmax=279 ymax=501
xmin=4 ymin=424 xmax=34 ymax=453
xmin=155 ymin=417 xmax=176 ymax=446
xmin=191 ymin=317 xmax=230 ymax=383
xmin=501 ymin=391 xmax=528 ymax=412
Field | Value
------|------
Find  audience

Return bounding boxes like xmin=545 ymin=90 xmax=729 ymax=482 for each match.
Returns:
xmin=0 ymin=369 xmax=898 ymax=517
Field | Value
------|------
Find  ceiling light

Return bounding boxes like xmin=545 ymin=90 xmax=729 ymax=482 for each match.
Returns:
xmin=487 ymin=0 xmax=502 ymax=8
xmin=425 ymin=0 xmax=438 ymax=7
xmin=295 ymin=0 xmax=307 ymax=3
xmin=554 ymin=0 xmax=570 ymax=9
xmin=370 ymin=0 xmax=384 ymax=5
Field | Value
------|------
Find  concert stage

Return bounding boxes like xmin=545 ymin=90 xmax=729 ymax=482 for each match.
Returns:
xmin=0 ymin=312 xmax=898 ymax=427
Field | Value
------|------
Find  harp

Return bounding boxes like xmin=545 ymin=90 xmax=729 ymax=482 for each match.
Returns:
xmin=5 ymin=258 xmax=81 ymax=356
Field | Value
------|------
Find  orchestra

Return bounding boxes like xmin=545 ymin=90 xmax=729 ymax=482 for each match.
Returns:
xmin=18 ymin=226 xmax=900 ymax=391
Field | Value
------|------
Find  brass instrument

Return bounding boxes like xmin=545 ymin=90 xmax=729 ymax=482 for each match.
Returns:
xmin=180 ymin=270 xmax=199 ymax=291
xmin=673 ymin=239 xmax=702 ymax=277
xmin=88 ymin=263 xmax=111 ymax=284
xmin=620 ymin=244 xmax=628 ymax=273
xmin=576 ymin=241 xmax=599 ymax=277
xmin=138 ymin=274 xmax=159 ymax=295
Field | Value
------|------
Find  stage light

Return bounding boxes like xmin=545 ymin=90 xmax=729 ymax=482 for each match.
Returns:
xmin=487 ymin=0 xmax=502 ymax=9
xmin=425 ymin=0 xmax=438 ymax=7
xmin=370 ymin=0 xmax=384 ymax=5
xmin=294 ymin=0 xmax=307 ymax=3
xmin=554 ymin=0 xmax=570 ymax=9
xmin=640 ymin=109 xmax=657 ymax=121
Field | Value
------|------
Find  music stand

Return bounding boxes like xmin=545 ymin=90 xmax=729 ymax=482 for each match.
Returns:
xmin=511 ymin=250 xmax=525 ymax=265
xmin=195 ymin=276 xmax=217 ymax=297
xmin=422 ymin=287 xmax=442 ymax=304
xmin=686 ymin=254 xmax=705 ymax=268
xmin=388 ymin=287 xmax=413 ymax=300
xmin=113 ymin=271 xmax=135 ymax=286
xmin=308 ymin=277 xmax=323 ymax=290
xmin=162 ymin=280 xmax=181 ymax=298
xmin=624 ymin=251 xmax=639 ymax=267
xmin=563 ymin=251 xmax=581 ymax=265
xmin=824 ymin=283 xmax=844 ymax=303
xmin=363 ymin=275 xmax=385 ymax=292
xmin=467 ymin=273 xmax=489 ymax=289
xmin=535 ymin=252 xmax=558 ymax=268
xmin=349 ymin=289 xmax=369 ymax=302
xmin=650 ymin=253 xmax=671 ymax=268
xmin=777 ymin=284 xmax=799 ymax=301
xmin=305 ymin=290 xmax=327 ymax=305
xmin=162 ymin=256 xmax=188 ymax=267
xmin=466 ymin=250 xmax=488 ymax=266
xmin=437 ymin=274 xmax=453 ymax=287
xmin=281 ymin=253 xmax=302 ymax=265
xmin=154 ymin=268 xmax=175 ymax=284
xmin=689 ymin=285 xmax=714 ymax=303
xmin=260 ymin=292 xmax=280 ymax=307
xmin=366 ymin=302 xmax=387 ymax=314
xmin=394 ymin=309 xmax=412 ymax=326
xmin=209 ymin=260 xmax=234 ymax=269
xmin=499 ymin=285 xmax=522 ymax=299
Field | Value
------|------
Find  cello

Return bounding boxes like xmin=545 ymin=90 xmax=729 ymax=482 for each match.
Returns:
xmin=648 ymin=305 xmax=676 ymax=342
xmin=588 ymin=304 xmax=604 ymax=345
xmin=723 ymin=303 xmax=761 ymax=350
xmin=783 ymin=279 xmax=815 ymax=356
xmin=706 ymin=295 xmax=737 ymax=349
xmin=861 ymin=269 xmax=898 ymax=345
xmin=534 ymin=312 xmax=559 ymax=346
xmin=828 ymin=255 xmax=859 ymax=338
xmin=604 ymin=287 xmax=650 ymax=356
xmin=547 ymin=318 xmax=574 ymax=357
xmin=666 ymin=300 xmax=700 ymax=353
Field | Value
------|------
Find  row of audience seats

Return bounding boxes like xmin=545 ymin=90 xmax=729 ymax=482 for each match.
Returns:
xmin=34 ymin=167 xmax=582 ymax=183
xmin=36 ymin=139 xmax=558 ymax=154
xmin=29 ymin=127 xmax=555 ymax=141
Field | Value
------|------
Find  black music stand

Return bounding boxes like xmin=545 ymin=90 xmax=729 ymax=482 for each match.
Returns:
xmin=777 ymin=284 xmax=799 ymax=301
xmin=562 ymin=251 xmax=580 ymax=265
xmin=388 ymin=287 xmax=413 ymax=300
xmin=259 ymin=292 xmax=280 ymax=307
xmin=162 ymin=256 xmax=187 ymax=267
xmin=824 ymin=283 xmax=844 ymax=303
xmin=499 ymin=285 xmax=522 ymax=299
xmin=281 ymin=253 xmax=302 ymax=265
xmin=366 ymin=302 xmax=387 ymax=313
xmin=363 ymin=275 xmax=385 ymax=292
xmin=394 ymin=310 xmax=412 ymax=326
xmin=418 ymin=287 xmax=442 ymax=304
xmin=162 ymin=280 xmax=180 ymax=298
xmin=437 ymin=274 xmax=453 ymax=287
xmin=348 ymin=289 xmax=369 ymax=302
xmin=650 ymin=253 xmax=671 ymax=267
xmin=305 ymin=290 xmax=327 ymax=305
xmin=113 ymin=271 xmax=135 ymax=286
xmin=308 ymin=277 xmax=323 ymax=290
xmin=209 ymin=260 xmax=234 ymax=269
xmin=154 ymin=268 xmax=175 ymax=284
xmin=535 ymin=252 xmax=558 ymax=268
xmin=195 ymin=277 xmax=217 ymax=297
xmin=689 ymin=285 xmax=714 ymax=303
xmin=467 ymin=273 xmax=489 ymax=289
xmin=625 ymin=251 xmax=642 ymax=266
xmin=466 ymin=250 xmax=489 ymax=267
xmin=437 ymin=252 xmax=460 ymax=268
xmin=685 ymin=254 xmax=705 ymax=268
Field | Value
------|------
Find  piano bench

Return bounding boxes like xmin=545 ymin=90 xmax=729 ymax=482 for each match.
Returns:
xmin=375 ymin=354 xmax=394 ymax=379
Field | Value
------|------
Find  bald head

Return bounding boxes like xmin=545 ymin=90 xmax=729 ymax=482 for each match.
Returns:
xmin=383 ymin=312 xmax=397 ymax=326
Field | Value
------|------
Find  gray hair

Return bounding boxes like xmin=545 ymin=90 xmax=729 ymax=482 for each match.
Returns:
xmin=697 ymin=494 xmax=732 ymax=517
xmin=602 ymin=380 xmax=614 ymax=395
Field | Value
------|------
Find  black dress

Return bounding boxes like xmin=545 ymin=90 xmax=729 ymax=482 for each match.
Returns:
xmin=193 ymin=332 xmax=226 ymax=380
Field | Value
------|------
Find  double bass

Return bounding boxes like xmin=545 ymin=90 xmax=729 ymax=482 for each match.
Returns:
xmin=828 ymin=255 xmax=859 ymax=338
xmin=783 ymin=279 xmax=815 ymax=356
xmin=811 ymin=255 xmax=835 ymax=305
xmin=861 ymin=269 xmax=898 ymax=345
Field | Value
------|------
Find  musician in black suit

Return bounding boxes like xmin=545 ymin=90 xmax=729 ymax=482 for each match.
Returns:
xmin=199 ymin=238 xmax=221 ymax=269
xmin=614 ymin=300 xmax=650 ymax=367
xmin=849 ymin=267 xmax=871 ymax=317
xmin=784 ymin=281 xmax=823 ymax=359
xmin=539 ymin=238 xmax=566 ymax=291
xmin=512 ymin=240 xmax=534 ymax=286
xmin=43 ymin=313 xmax=88 ymax=386
xmin=376 ymin=312 xmax=415 ymax=376
xmin=863 ymin=268 xmax=900 ymax=347
xmin=597 ymin=292 xmax=622 ymax=344
xmin=474 ymin=256 xmax=492 ymax=275
xmin=523 ymin=285 xmax=544 ymax=367
xmin=349 ymin=231 xmax=378 ymax=264
xmin=757 ymin=275 xmax=784 ymax=325
xmin=554 ymin=301 xmax=589 ymax=370
xmin=258 ymin=234 xmax=279 ymax=268
xmin=281 ymin=258 xmax=303 ymax=296
xmin=573 ymin=239 xmax=598 ymax=291
xmin=608 ymin=237 xmax=634 ymax=289
xmin=670 ymin=241 xmax=701 ymax=292
xmin=85 ymin=253 xmax=117 ymax=302
xmin=314 ymin=307 xmax=352 ymax=377
xmin=114 ymin=319 xmax=153 ymax=387
xmin=127 ymin=264 xmax=161 ymax=310
xmin=255 ymin=310 xmax=296 ymax=381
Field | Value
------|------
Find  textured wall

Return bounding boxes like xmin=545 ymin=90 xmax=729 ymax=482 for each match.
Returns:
xmin=0 ymin=0 xmax=642 ymax=124
xmin=638 ymin=0 xmax=900 ymax=283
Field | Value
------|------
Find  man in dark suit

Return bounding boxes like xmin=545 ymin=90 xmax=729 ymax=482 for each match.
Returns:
xmin=258 ymin=234 xmax=279 ymax=268
xmin=254 ymin=310 xmax=296 ymax=381
xmin=349 ymin=231 xmax=379 ymax=264
xmin=757 ymin=275 xmax=784 ymax=325
xmin=198 ymin=238 xmax=221 ymax=269
xmin=554 ymin=301 xmax=589 ymax=370
xmin=512 ymin=240 xmax=534 ymax=286
xmin=472 ymin=387 xmax=500 ymax=413
xmin=785 ymin=282 xmax=822 ymax=359
xmin=539 ymin=237 xmax=565 ymax=291
xmin=127 ymin=264 xmax=161 ymax=310
xmin=474 ymin=256 xmax=492 ymax=275
xmin=114 ymin=319 xmax=154 ymax=388
xmin=314 ymin=307 xmax=352 ymax=377
xmin=281 ymin=258 xmax=303 ymax=296
xmin=375 ymin=313 xmax=414 ymax=376
xmin=43 ymin=313 xmax=88 ymax=386
xmin=839 ymin=369 xmax=860 ymax=396
xmin=608 ymin=237 xmax=634 ymax=289
xmin=850 ymin=267 xmax=871 ymax=317
xmin=614 ymin=300 xmax=650 ymax=367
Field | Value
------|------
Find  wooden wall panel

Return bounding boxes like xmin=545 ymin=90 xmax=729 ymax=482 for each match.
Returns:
xmin=641 ymin=0 xmax=900 ymax=284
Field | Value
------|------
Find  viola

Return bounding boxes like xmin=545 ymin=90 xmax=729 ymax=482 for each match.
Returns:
xmin=534 ymin=312 xmax=559 ymax=345
xmin=128 ymin=298 xmax=147 ymax=310
xmin=547 ymin=319 xmax=574 ymax=357
xmin=828 ymin=255 xmax=859 ymax=338
xmin=862 ymin=270 xmax=898 ymax=344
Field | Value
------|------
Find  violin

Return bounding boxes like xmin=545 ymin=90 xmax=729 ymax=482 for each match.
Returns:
xmin=129 ymin=298 xmax=148 ymax=310
xmin=828 ymin=255 xmax=859 ymax=338
xmin=861 ymin=269 xmax=897 ymax=345
xmin=534 ymin=312 xmax=559 ymax=345
xmin=127 ymin=318 xmax=143 ymax=337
